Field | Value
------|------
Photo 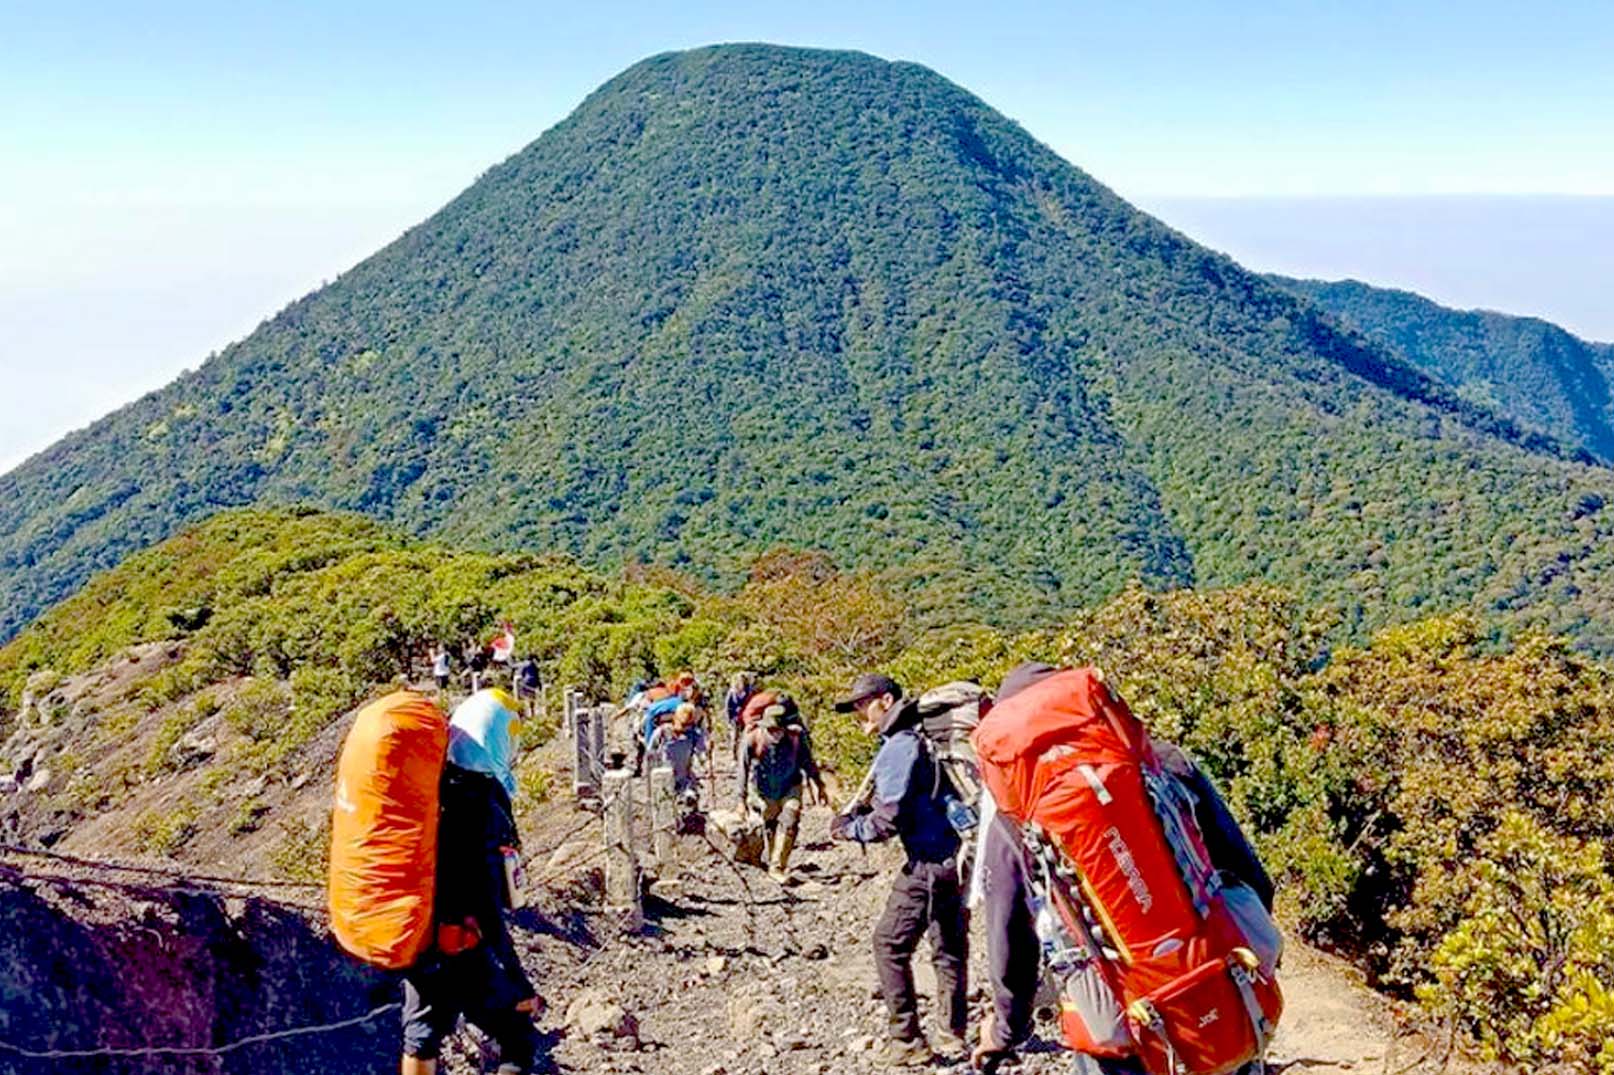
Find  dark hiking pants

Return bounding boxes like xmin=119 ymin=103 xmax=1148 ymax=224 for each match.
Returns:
xmin=873 ymin=858 xmax=968 ymax=1042
xmin=402 ymin=947 xmax=537 ymax=1072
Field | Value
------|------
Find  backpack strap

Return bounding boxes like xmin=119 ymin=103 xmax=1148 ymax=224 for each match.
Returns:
xmin=1141 ymin=764 xmax=1222 ymax=918
xmin=1227 ymin=948 xmax=1275 ymax=1068
xmin=1126 ymin=1000 xmax=1185 ymax=1075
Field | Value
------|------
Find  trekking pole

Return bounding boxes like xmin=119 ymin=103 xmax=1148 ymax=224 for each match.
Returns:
xmin=838 ymin=764 xmax=878 ymax=816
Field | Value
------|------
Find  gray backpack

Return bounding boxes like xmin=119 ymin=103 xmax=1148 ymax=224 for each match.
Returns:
xmin=914 ymin=680 xmax=988 ymax=810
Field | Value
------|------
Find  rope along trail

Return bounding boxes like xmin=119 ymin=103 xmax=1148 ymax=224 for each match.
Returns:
xmin=0 ymin=1004 xmax=401 ymax=1061
xmin=0 ymin=842 xmax=324 ymax=888
xmin=0 ymin=786 xmax=636 ymax=1063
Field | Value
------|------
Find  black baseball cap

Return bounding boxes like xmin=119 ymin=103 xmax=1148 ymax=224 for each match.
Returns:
xmin=833 ymin=673 xmax=903 ymax=712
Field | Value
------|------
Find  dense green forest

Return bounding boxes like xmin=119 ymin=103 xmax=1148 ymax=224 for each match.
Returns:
xmin=1275 ymin=276 xmax=1614 ymax=462
xmin=7 ymin=44 xmax=1614 ymax=652
xmin=4 ymin=507 xmax=1612 ymax=1068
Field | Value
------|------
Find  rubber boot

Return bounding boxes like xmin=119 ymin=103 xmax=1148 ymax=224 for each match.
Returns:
xmin=769 ymin=798 xmax=800 ymax=880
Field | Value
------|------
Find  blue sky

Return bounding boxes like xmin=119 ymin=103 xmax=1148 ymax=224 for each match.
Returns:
xmin=3 ymin=1 xmax=1612 ymax=472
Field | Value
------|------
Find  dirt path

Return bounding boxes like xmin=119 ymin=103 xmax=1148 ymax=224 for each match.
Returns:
xmin=493 ymin=741 xmax=1443 ymax=1075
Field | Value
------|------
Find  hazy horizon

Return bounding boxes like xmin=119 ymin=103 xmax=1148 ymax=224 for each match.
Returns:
xmin=1140 ymin=194 xmax=1614 ymax=343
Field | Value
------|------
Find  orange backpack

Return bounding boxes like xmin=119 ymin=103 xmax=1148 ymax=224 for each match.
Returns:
xmin=328 ymin=691 xmax=449 ymax=969
xmin=973 ymin=668 xmax=1282 ymax=1075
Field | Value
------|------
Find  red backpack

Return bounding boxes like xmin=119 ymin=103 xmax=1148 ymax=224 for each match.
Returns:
xmin=738 ymin=690 xmax=799 ymax=729
xmin=972 ymin=668 xmax=1282 ymax=1075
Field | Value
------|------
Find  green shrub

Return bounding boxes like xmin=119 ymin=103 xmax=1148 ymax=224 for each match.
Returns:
xmin=283 ymin=664 xmax=365 ymax=755
xmin=1419 ymin=813 xmax=1614 ymax=1067
xmin=1533 ymin=973 xmax=1614 ymax=1073
xmin=137 ymin=660 xmax=207 ymax=710
xmin=268 ymin=817 xmax=329 ymax=883
xmin=516 ymin=764 xmax=553 ymax=809
xmin=131 ymin=800 xmax=200 ymax=856
xmin=229 ymin=798 xmax=271 ymax=835
xmin=222 ymin=678 xmax=292 ymax=741
xmin=142 ymin=710 xmax=195 ymax=777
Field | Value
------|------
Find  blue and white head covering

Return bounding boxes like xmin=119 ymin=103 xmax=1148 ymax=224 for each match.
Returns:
xmin=448 ymin=688 xmax=523 ymax=795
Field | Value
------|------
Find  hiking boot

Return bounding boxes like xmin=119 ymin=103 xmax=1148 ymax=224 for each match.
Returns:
xmin=768 ymin=864 xmax=791 ymax=884
xmin=937 ymin=1031 xmax=969 ymax=1058
xmin=876 ymin=1036 xmax=933 ymax=1066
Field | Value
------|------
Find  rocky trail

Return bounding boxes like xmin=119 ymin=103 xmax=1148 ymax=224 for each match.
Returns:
xmin=0 ymin=717 xmax=1455 ymax=1075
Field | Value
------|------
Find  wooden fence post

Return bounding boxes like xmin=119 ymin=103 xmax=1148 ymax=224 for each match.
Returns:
xmin=602 ymin=767 xmax=641 ymax=929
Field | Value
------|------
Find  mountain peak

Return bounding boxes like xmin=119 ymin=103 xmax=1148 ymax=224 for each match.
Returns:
xmin=5 ymin=48 xmax=1614 ymax=649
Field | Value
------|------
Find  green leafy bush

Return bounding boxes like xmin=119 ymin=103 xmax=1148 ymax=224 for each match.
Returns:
xmin=223 ymin=679 xmax=293 ymax=741
xmin=131 ymin=800 xmax=200 ymax=856
xmin=1420 ymin=814 xmax=1614 ymax=1066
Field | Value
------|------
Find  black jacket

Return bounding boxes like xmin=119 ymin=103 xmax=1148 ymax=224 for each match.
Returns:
xmin=433 ymin=764 xmax=534 ymax=999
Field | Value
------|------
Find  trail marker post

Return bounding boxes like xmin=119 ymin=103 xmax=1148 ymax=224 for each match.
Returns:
xmin=650 ymin=765 xmax=677 ymax=868
xmin=573 ymin=702 xmax=602 ymax=801
xmin=602 ymin=767 xmax=642 ymax=929
xmin=590 ymin=704 xmax=606 ymax=782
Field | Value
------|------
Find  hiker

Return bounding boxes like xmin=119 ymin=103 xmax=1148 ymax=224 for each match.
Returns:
xmin=830 ymin=673 xmax=969 ymax=1065
xmin=968 ymin=662 xmax=1278 ymax=1075
xmin=401 ymin=689 xmax=541 ymax=1075
xmin=742 ymin=700 xmax=826 ymax=883
xmin=636 ymin=673 xmax=702 ymax=775
xmin=637 ymin=692 xmax=683 ymax=776
xmin=513 ymin=655 xmax=541 ymax=719
xmin=466 ymin=645 xmax=490 ymax=693
xmin=725 ymin=671 xmax=756 ymax=765
xmin=647 ymin=701 xmax=707 ymax=809
xmin=431 ymin=644 xmax=452 ymax=693
xmin=679 ymin=674 xmax=716 ymax=779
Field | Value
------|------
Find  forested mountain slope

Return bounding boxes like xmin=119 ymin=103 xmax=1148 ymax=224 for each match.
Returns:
xmin=1275 ymin=275 xmax=1614 ymax=462
xmin=7 ymin=44 xmax=1614 ymax=646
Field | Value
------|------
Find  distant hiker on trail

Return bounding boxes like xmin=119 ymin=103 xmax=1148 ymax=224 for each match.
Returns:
xmin=648 ymin=702 xmax=708 ymax=809
xmin=830 ymin=673 xmax=969 ymax=1066
xmin=636 ymin=692 xmax=682 ymax=776
xmin=967 ymin=662 xmax=1281 ymax=1075
xmin=725 ymin=670 xmax=756 ymax=763
xmin=431 ymin=644 xmax=452 ymax=693
xmin=466 ymin=645 xmax=491 ymax=693
xmin=513 ymin=655 xmax=541 ymax=719
xmin=742 ymin=699 xmax=826 ymax=884
xmin=401 ymin=688 xmax=541 ymax=1075
xmin=634 ymin=672 xmax=701 ymax=775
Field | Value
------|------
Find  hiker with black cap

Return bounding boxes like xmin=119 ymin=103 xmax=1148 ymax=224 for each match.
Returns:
xmin=830 ymin=673 xmax=969 ymax=1067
